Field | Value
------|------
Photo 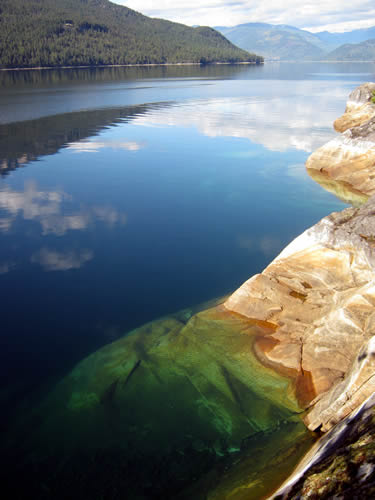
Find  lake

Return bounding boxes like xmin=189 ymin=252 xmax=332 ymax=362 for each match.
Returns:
xmin=1 ymin=62 xmax=374 ymax=498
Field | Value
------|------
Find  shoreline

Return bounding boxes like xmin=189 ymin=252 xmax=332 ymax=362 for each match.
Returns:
xmin=0 ymin=61 xmax=261 ymax=72
xmin=1 ymin=60 xmax=373 ymax=72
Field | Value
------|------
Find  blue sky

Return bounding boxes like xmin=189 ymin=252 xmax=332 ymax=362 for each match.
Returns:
xmin=112 ymin=1 xmax=375 ymax=32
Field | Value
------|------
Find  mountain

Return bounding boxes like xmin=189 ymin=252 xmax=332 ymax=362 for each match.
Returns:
xmin=216 ymin=22 xmax=375 ymax=61
xmin=0 ymin=0 xmax=262 ymax=68
xmin=324 ymin=38 xmax=375 ymax=61
xmin=315 ymin=26 xmax=375 ymax=49
xmin=216 ymin=23 xmax=326 ymax=60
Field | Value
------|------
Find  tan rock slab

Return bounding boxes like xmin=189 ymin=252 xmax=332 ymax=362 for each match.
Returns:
xmin=334 ymin=82 xmax=375 ymax=132
xmin=224 ymin=198 xmax=375 ymax=411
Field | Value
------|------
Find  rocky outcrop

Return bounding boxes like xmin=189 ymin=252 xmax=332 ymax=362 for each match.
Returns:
xmin=334 ymin=82 xmax=375 ymax=132
xmin=305 ymin=336 xmax=375 ymax=432
xmin=306 ymin=82 xmax=375 ymax=204
xmin=224 ymin=196 xmax=375 ymax=430
xmin=262 ymin=82 xmax=375 ymax=498
xmin=271 ymin=392 xmax=375 ymax=499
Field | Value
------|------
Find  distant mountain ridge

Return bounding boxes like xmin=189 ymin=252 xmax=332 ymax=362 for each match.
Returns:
xmin=315 ymin=26 xmax=375 ymax=49
xmin=216 ymin=22 xmax=375 ymax=61
xmin=324 ymin=38 xmax=375 ymax=61
xmin=0 ymin=0 xmax=262 ymax=68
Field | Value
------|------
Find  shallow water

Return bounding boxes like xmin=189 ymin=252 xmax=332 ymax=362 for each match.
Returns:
xmin=1 ymin=62 xmax=374 ymax=498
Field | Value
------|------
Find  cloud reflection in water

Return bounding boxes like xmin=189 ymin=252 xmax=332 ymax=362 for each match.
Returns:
xmin=0 ymin=261 xmax=15 ymax=275
xmin=237 ymin=234 xmax=282 ymax=257
xmin=132 ymin=93 xmax=346 ymax=152
xmin=31 ymin=248 xmax=93 ymax=271
xmin=0 ymin=181 xmax=127 ymax=273
xmin=66 ymin=140 xmax=144 ymax=153
xmin=0 ymin=181 xmax=127 ymax=236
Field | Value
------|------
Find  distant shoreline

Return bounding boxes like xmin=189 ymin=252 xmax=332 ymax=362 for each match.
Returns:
xmin=264 ymin=59 xmax=375 ymax=63
xmin=0 ymin=61 xmax=261 ymax=72
xmin=1 ymin=60 xmax=373 ymax=72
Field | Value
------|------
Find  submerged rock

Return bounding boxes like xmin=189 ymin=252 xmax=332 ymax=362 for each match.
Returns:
xmin=306 ymin=82 xmax=375 ymax=203
xmin=8 ymin=299 xmax=311 ymax=498
xmin=33 ymin=305 xmax=300 ymax=451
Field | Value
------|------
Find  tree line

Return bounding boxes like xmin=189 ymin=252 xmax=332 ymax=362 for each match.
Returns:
xmin=0 ymin=0 xmax=264 ymax=68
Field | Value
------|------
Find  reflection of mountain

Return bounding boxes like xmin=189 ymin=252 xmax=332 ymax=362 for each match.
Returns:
xmin=1 ymin=81 xmax=347 ymax=177
xmin=0 ymin=64 xmax=256 ymax=90
xmin=0 ymin=103 xmax=166 ymax=175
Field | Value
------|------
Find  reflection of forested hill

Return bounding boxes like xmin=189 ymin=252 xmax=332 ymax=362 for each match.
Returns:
xmin=0 ymin=64 xmax=258 ymax=90
xmin=0 ymin=0 xmax=262 ymax=68
xmin=0 ymin=103 xmax=162 ymax=175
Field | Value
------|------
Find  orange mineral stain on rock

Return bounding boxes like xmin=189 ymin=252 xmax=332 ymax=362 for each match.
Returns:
xmin=295 ymin=370 xmax=317 ymax=409
xmin=224 ymin=194 xmax=375 ymax=426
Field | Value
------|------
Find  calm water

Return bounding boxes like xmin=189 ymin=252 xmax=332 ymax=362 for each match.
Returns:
xmin=1 ymin=62 xmax=374 ymax=497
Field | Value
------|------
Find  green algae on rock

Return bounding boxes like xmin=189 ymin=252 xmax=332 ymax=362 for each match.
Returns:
xmin=8 ymin=299 xmax=312 ymax=499
xmin=178 ymin=418 xmax=314 ymax=500
xmin=33 ymin=304 xmax=302 ymax=453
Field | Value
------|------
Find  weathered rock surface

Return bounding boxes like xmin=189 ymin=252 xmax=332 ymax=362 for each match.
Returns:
xmin=224 ymin=195 xmax=375 ymax=430
xmin=306 ymin=336 xmax=375 ymax=432
xmin=271 ymin=392 xmax=375 ymax=499
xmin=306 ymin=82 xmax=375 ymax=203
xmin=334 ymin=82 xmax=375 ymax=132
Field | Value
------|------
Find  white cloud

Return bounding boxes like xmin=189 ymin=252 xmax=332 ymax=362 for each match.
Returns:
xmin=112 ymin=0 xmax=375 ymax=32
xmin=31 ymin=248 xmax=93 ymax=271
xmin=0 ymin=182 xmax=127 ymax=235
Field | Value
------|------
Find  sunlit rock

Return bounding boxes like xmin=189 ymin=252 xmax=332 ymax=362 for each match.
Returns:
xmin=305 ymin=336 xmax=375 ymax=432
xmin=306 ymin=117 xmax=375 ymax=202
xmin=306 ymin=82 xmax=375 ymax=204
xmin=224 ymin=197 xmax=375 ymax=422
xmin=334 ymin=82 xmax=375 ymax=132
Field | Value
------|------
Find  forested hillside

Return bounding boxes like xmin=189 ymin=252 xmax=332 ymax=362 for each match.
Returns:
xmin=325 ymin=39 xmax=375 ymax=61
xmin=0 ymin=0 xmax=262 ymax=68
